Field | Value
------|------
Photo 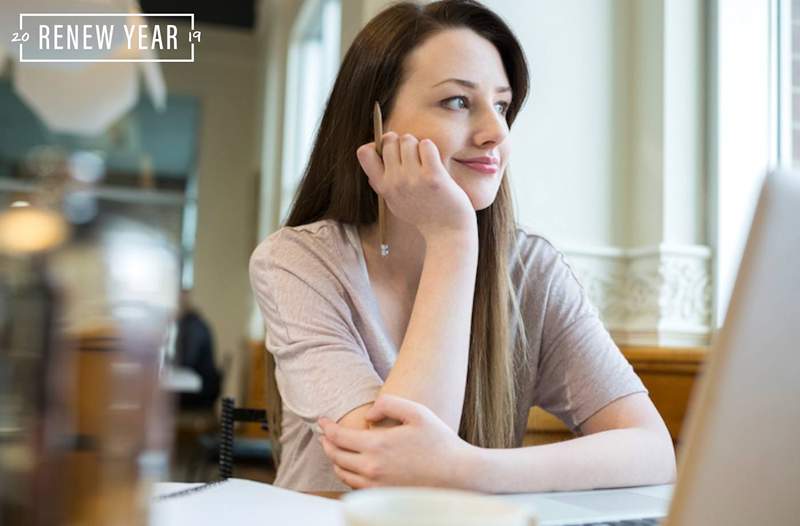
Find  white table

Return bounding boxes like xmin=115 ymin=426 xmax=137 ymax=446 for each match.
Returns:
xmin=496 ymin=484 xmax=673 ymax=525
xmin=160 ymin=365 xmax=202 ymax=393
xmin=151 ymin=479 xmax=674 ymax=526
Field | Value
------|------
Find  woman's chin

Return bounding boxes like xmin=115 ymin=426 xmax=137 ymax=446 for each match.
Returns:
xmin=455 ymin=178 xmax=500 ymax=211
xmin=452 ymin=168 xmax=502 ymax=211
xmin=466 ymin=191 xmax=499 ymax=211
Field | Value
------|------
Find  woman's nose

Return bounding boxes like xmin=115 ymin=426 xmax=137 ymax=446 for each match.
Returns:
xmin=473 ymin=107 xmax=509 ymax=147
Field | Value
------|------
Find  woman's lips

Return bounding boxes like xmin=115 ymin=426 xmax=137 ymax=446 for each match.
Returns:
xmin=455 ymin=160 xmax=499 ymax=175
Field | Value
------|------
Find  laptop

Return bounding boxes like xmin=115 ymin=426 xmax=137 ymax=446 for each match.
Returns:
xmin=497 ymin=169 xmax=800 ymax=525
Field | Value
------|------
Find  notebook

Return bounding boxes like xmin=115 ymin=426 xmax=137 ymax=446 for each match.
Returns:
xmin=152 ymin=478 xmax=343 ymax=526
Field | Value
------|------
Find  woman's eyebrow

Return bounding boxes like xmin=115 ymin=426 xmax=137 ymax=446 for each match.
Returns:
xmin=432 ymin=78 xmax=511 ymax=94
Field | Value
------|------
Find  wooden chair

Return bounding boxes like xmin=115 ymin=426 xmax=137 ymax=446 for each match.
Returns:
xmin=243 ymin=340 xmax=282 ymax=470
xmin=213 ymin=342 xmax=282 ymax=480
xmin=218 ymin=397 xmax=271 ymax=479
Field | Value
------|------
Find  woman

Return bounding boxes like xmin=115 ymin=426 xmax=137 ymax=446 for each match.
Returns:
xmin=249 ymin=0 xmax=676 ymax=492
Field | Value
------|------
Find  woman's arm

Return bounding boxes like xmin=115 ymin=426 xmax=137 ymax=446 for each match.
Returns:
xmin=340 ymin=229 xmax=478 ymax=432
xmin=339 ymin=133 xmax=481 ymax=433
xmin=320 ymin=393 xmax=676 ymax=491
xmin=463 ymin=393 xmax=676 ymax=492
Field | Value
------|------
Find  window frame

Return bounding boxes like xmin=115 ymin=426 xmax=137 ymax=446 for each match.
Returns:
xmin=710 ymin=0 xmax=776 ymax=327
xmin=279 ymin=0 xmax=341 ymax=224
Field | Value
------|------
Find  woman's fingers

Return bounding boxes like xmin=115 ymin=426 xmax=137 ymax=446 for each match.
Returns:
xmin=381 ymin=132 xmax=401 ymax=171
xmin=418 ymin=138 xmax=443 ymax=171
xmin=332 ymin=464 xmax=373 ymax=489
xmin=356 ymin=142 xmax=383 ymax=188
xmin=319 ymin=418 xmax=376 ymax=452
xmin=358 ymin=132 xmax=401 ymax=192
xmin=364 ymin=394 xmax=423 ymax=425
xmin=320 ymin=436 xmax=365 ymax=474
xmin=358 ymin=133 xmax=433 ymax=188
xmin=399 ymin=134 xmax=421 ymax=166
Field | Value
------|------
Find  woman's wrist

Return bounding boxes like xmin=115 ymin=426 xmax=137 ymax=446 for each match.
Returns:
xmin=452 ymin=444 xmax=535 ymax=493
xmin=450 ymin=442 xmax=489 ymax=492
xmin=420 ymin=215 xmax=478 ymax=247
xmin=422 ymin=225 xmax=478 ymax=255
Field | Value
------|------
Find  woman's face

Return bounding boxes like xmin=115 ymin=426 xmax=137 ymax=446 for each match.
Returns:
xmin=385 ymin=28 xmax=513 ymax=211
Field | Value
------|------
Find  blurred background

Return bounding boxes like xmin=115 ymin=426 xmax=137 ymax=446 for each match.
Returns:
xmin=0 ymin=0 xmax=791 ymax=490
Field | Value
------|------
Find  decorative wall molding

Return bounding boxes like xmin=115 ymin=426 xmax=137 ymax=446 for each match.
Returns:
xmin=563 ymin=244 xmax=712 ymax=347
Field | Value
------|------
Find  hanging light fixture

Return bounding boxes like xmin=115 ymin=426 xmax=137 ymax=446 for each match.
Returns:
xmin=0 ymin=0 xmax=167 ymax=136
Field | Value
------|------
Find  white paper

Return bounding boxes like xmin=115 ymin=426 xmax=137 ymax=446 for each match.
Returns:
xmin=152 ymin=479 xmax=344 ymax=526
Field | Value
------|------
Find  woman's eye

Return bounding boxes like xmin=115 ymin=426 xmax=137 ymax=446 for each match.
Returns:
xmin=442 ymin=96 xmax=510 ymax=115
xmin=442 ymin=96 xmax=468 ymax=110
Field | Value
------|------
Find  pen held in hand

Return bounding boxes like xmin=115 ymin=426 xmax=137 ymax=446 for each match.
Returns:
xmin=373 ymin=101 xmax=389 ymax=257
xmin=373 ymin=101 xmax=383 ymax=157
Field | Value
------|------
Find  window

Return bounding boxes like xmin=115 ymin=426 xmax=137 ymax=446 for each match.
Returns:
xmin=713 ymin=0 xmax=800 ymax=326
xmin=781 ymin=0 xmax=800 ymax=167
xmin=712 ymin=0 xmax=774 ymax=326
xmin=279 ymin=0 xmax=341 ymax=224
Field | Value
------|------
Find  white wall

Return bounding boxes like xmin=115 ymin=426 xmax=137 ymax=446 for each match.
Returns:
xmin=256 ymin=0 xmax=305 ymax=239
xmin=488 ymin=0 xmax=706 ymax=251
xmin=162 ymin=24 xmax=259 ymax=395
xmin=490 ymin=0 xmax=632 ymax=248
xmin=486 ymin=1 xmax=711 ymax=346
xmin=662 ymin=0 xmax=706 ymax=246
xmin=629 ymin=0 xmax=665 ymax=248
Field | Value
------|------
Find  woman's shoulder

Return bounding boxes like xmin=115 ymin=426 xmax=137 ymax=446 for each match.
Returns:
xmin=511 ymin=223 xmax=567 ymax=269
xmin=510 ymin=223 xmax=585 ymax=296
xmin=250 ymin=218 xmax=352 ymax=276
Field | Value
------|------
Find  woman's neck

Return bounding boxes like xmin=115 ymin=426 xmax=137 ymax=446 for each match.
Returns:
xmin=358 ymin=213 xmax=427 ymax=296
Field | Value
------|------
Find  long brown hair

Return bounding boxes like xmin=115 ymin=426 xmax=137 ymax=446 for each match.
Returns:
xmin=275 ymin=0 xmax=530 ymax=450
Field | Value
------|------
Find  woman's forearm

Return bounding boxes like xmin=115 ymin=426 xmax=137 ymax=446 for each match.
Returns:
xmin=379 ymin=229 xmax=479 ymax=431
xmin=459 ymin=428 xmax=677 ymax=493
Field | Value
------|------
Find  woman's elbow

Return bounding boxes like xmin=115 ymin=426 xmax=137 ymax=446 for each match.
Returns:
xmin=663 ymin=443 xmax=678 ymax=483
xmin=650 ymin=428 xmax=677 ymax=484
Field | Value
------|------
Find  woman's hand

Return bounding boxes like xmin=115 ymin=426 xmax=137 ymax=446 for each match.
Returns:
xmin=318 ymin=394 xmax=476 ymax=489
xmin=357 ymin=133 xmax=476 ymax=242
